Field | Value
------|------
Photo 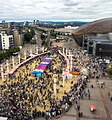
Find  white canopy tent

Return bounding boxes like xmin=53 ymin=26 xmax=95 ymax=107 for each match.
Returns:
xmin=0 ymin=117 xmax=7 ymax=120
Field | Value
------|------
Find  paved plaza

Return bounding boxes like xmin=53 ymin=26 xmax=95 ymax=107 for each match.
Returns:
xmin=0 ymin=39 xmax=112 ymax=120
xmin=50 ymin=78 xmax=112 ymax=120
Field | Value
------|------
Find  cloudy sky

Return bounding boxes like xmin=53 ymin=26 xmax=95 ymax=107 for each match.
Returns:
xmin=1 ymin=0 xmax=112 ymax=21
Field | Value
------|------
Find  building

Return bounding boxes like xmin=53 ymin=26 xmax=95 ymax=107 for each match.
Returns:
xmin=83 ymin=34 xmax=112 ymax=56
xmin=0 ymin=31 xmax=14 ymax=50
xmin=13 ymin=30 xmax=23 ymax=47
xmin=64 ymin=26 xmax=79 ymax=30
xmin=93 ymin=40 xmax=112 ymax=56
xmin=1 ymin=20 xmax=9 ymax=28
xmin=36 ymin=20 xmax=39 ymax=25
xmin=32 ymin=20 xmax=36 ymax=26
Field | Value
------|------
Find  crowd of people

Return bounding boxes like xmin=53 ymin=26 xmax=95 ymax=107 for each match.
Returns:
xmin=0 ymin=48 xmax=77 ymax=120
xmin=0 ymin=47 xmax=111 ymax=120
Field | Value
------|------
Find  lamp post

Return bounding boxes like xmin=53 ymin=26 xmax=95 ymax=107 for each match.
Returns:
xmin=54 ymin=74 xmax=57 ymax=99
xmin=12 ymin=56 xmax=14 ymax=68
xmin=18 ymin=54 xmax=21 ymax=64
xmin=66 ymin=48 xmax=68 ymax=56
xmin=6 ymin=60 xmax=9 ymax=73
xmin=68 ymin=49 xmax=71 ymax=59
xmin=1 ymin=64 xmax=4 ymax=80
xmin=67 ymin=54 xmax=74 ymax=71
xmin=24 ymin=51 xmax=26 ymax=59
xmin=62 ymin=68 xmax=65 ymax=87
xmin=70 ymin=55 xmax=73 ymax=71
xmin=30 ymin=49 xmax=32 ymax=56
xmin=63 ymin=74 xmax=65 ymax=88
xmin=43 ymin=46 xmax=44 ymax=53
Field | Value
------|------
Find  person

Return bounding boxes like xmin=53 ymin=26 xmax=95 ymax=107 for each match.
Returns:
xmin=78 ymin=112 xmax=83 ymax=117
xmin=77 ymin=105 xmax=80 ymax=110
xmin=90 ymin=108 xmax=94 ymax=112
xmin=110 ymin=96 xmax=112 ymax=102
xmin=91 ymin=84 xmax=93 ymax=88
xmin=88 ymin=93 xmax=90 ymax=99
xmin=80 ymin=112 xmax=83 ymax=117
xmin=108 ymin=91 xmax=110 ymax=97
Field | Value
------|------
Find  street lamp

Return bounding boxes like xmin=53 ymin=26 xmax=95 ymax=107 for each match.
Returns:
xmin=62 ymin=67 xmax=65 ymax=87
xmin=18 ymin=54 xmax=21 ymax=64
xmin=6 ymin=60 xmax=9 ymax=73
xmin=36 ymin=45 xmax=38 ymax=54
xmin=54 ymin=74 xmax=57 ymax=99
xmin=67 ymin=50 xmax=74 ymax=72
xmin=1 ymin=64 xmax=4 ymax=80
xmin=66 ymin=48 xmax=68 ymax=56
xmin=12 ymin=56 xmax=15 ymax=68
xmin=24 ymin=51 xmax=26 ymax=59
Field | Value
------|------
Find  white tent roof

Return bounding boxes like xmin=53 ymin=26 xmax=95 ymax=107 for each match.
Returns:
xmin=0 ymin=117 xmax=7 ymax=120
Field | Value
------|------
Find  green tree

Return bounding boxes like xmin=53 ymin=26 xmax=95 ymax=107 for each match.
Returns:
xmin=31 ymin=29 xmax=35 ymax=36
xmin=24 ymin=33 xmax=32 ymax=42
xmin=0 ymin=47 xmax=20 ymax=63
xmin=107 ymin=68 xmax=112 ymax=76
xmin=41 ymin=40 xmax=47 ymax=46
xmin=41 ymin=33 xmax=46 ymax=40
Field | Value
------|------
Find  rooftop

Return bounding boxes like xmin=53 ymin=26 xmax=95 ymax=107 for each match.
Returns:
xmin=95 ymin=40 xmax=112 ymax=44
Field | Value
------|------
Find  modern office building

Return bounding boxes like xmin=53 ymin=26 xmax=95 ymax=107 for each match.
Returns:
xmin=83 ymin=34 xmax=112 ymax=56
xmin=0 ymin=31 xmax=14 ymax=50
xmin=13 ymin=30 xmax=23 ymax=47
xmin=36 ymin=20 xmax=39 ymax=25
xmin=93 ymin=40 xmax=112 ymax=56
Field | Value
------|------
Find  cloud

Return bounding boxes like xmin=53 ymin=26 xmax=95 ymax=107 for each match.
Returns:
xmin=64 ymin=1 xmax=80 ymax=7
xmin=0 ymin=0 xmax=112 ymax=21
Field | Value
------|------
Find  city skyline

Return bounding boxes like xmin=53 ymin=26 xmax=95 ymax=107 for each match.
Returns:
xmin=0 ymin=0 xmax=112 ymax=22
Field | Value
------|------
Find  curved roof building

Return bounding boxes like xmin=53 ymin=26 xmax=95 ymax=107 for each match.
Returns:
xmin=72 ymin=18 xmax=112 ymax=45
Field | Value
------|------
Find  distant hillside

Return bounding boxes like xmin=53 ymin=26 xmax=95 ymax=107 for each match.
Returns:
xmin=39 ymin=21 xmax=89 ymax=26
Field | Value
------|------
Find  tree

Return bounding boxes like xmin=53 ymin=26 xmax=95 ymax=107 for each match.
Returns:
xmin=41 ymin=34 xmax=46 ymax=40
xmin=41 ymin=40 xmax=46 ymax=46
xmin=0 ymin=47 xmax=20 ymax=63
xmin=50 ymin=41 xmax=53 ymax=46
xmin=107 ymin=68 xmax=112 ymax=76
xmin=24 ymin=33 xmax=32 ymax=42
xmin=50 ymin=31 xmax=56 ymax=39
xmin=31 ymin=29 xmax=35 ymax=36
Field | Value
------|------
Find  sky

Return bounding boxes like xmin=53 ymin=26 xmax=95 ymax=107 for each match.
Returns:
xmin=0 ymin=0 xmax=112 ymax=22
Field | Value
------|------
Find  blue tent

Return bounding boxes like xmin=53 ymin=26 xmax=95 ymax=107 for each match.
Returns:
xmin=36 ymin=72 xmax=42 ymax=77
